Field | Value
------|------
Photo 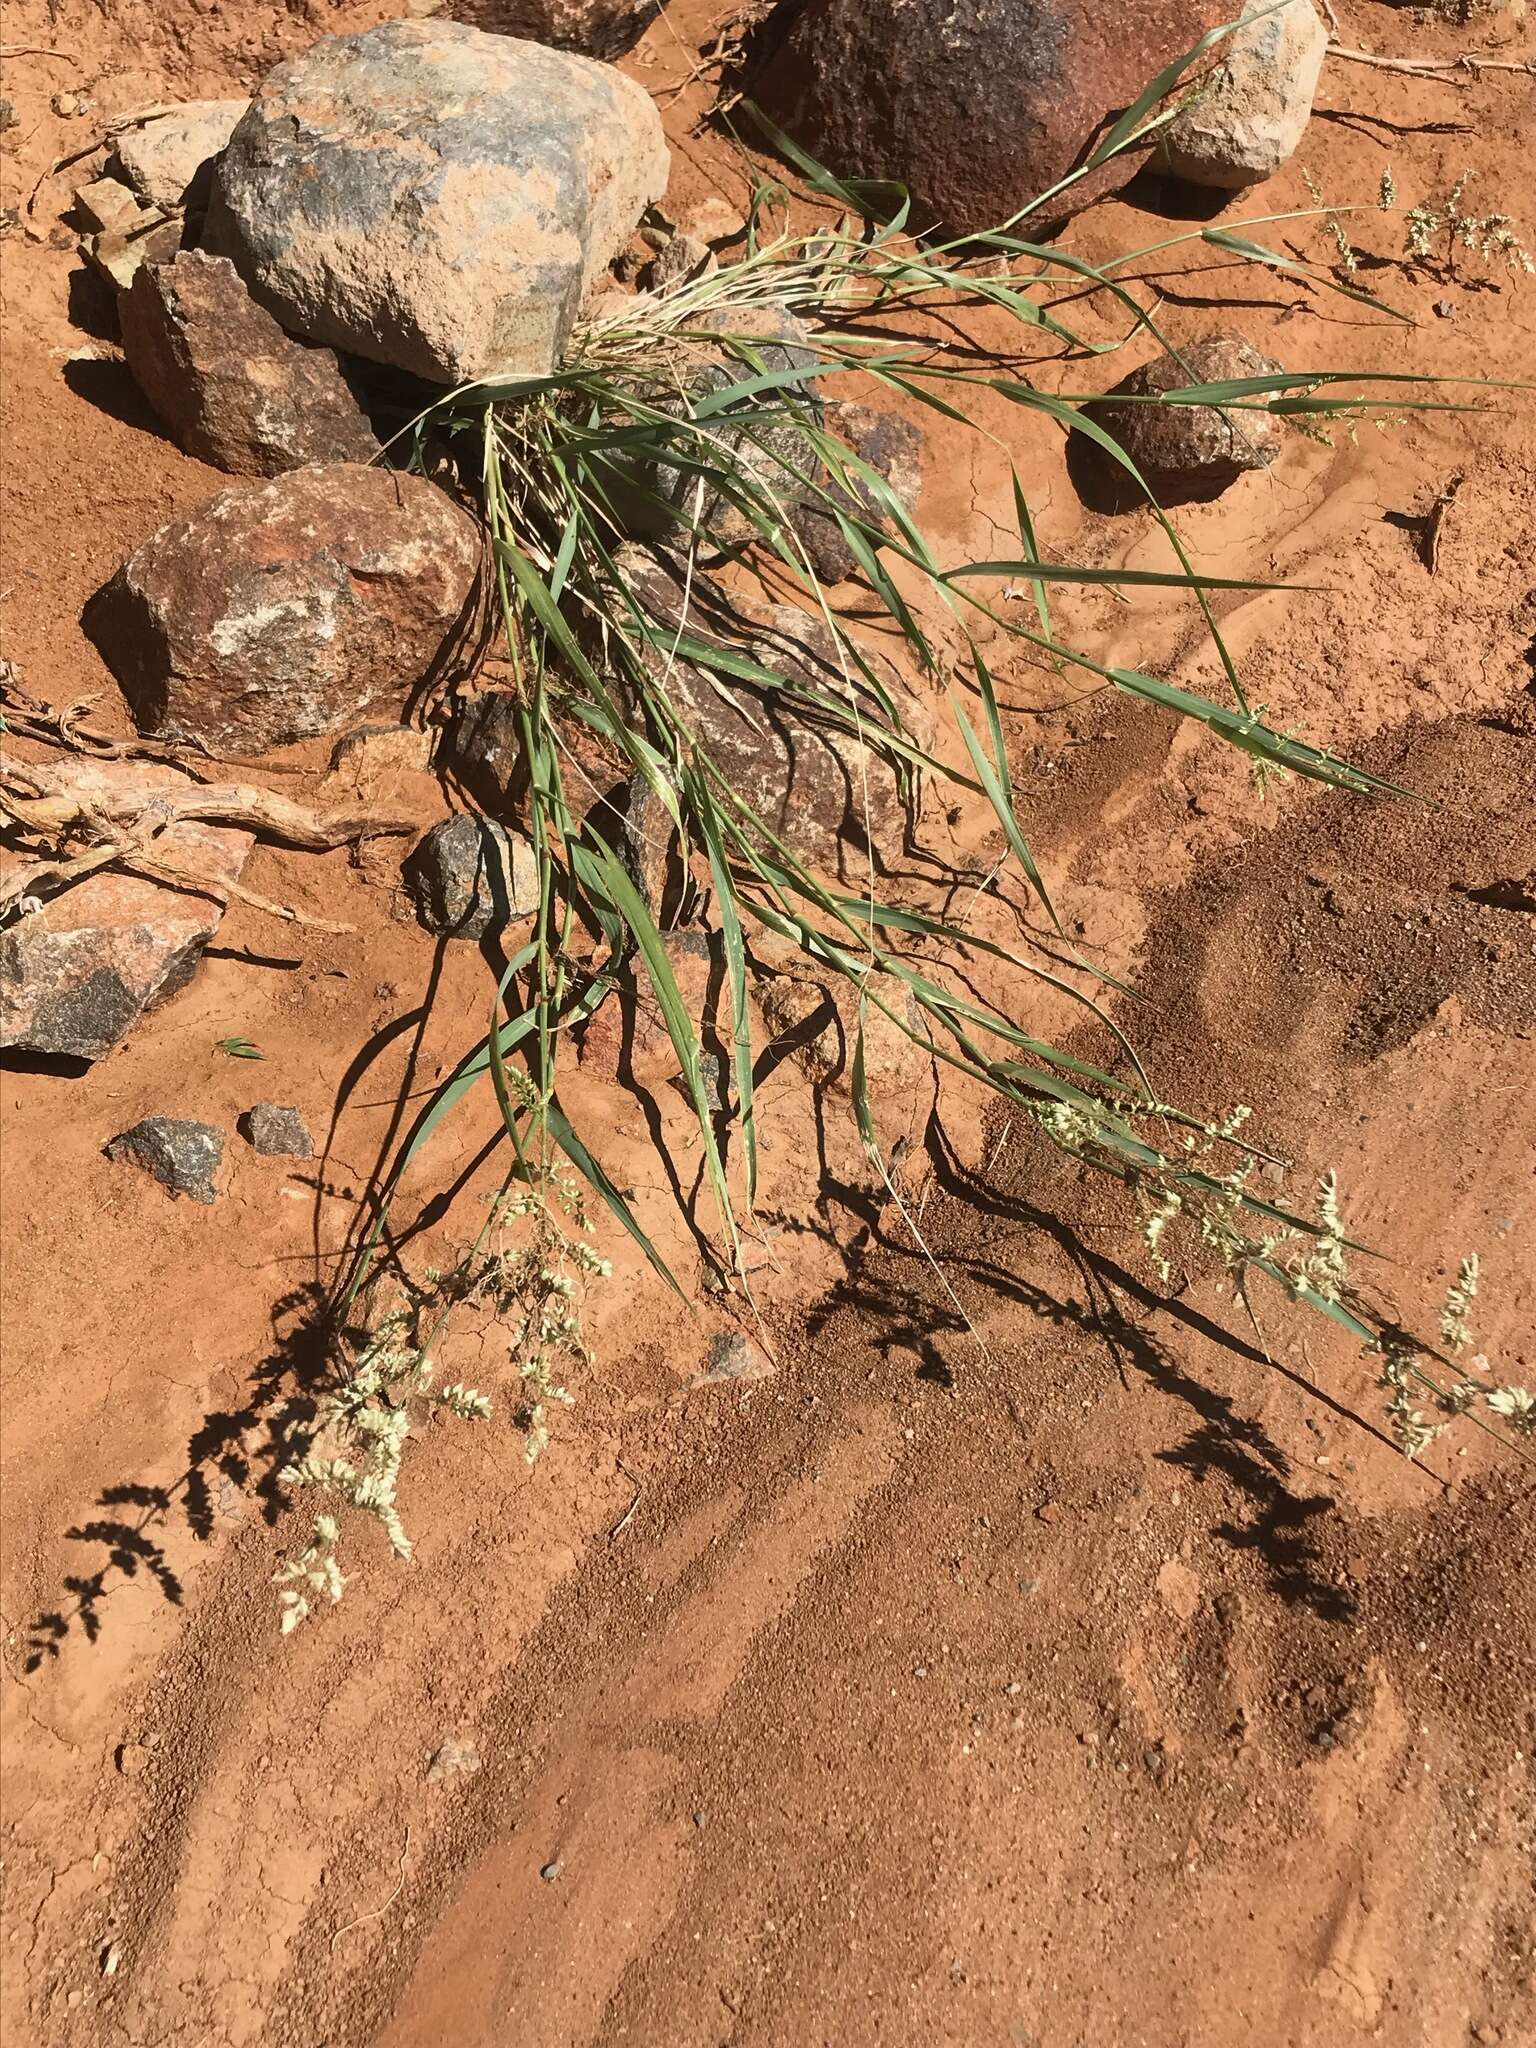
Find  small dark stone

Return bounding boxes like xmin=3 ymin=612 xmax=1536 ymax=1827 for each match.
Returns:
xmin=106 ymin=1116 xmax=225 ymax=1203
xmin=1083 ymin=334 xmax=1286 ymax=499
xmin=441 ymin=693 xmax=523 ymax=813
xmin=240 ymin=1103 xmax=314 ymax=1157
xmin=404 ymin=814 xmax=540 ymax=941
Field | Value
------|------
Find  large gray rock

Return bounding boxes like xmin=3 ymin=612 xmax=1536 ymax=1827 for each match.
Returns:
xmin=205 ymin=20 xmax=670 ymax=385
xmin=1158 ymin=0 xmax=1327 ymax=189
xmin=120 ymin=252 xmax=380 ymax=476
xmin=446 ymin=1 xmax=664 ymax=60
xmin=89 ymin=464 xmax=482 ymax=755
xmin=111 ymin=99 xmax=248 ymax=213
xmin=0 ymin=761 xmax=253 ymax=1062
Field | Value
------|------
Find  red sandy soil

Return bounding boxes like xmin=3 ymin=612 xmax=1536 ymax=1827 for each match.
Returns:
xmin=2 ymin=4 xmax=1534 ymax=2045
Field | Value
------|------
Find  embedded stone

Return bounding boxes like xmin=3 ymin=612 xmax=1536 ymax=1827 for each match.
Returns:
xmin=404 ymin=814 xmax=541 ymax=940
xmin=106 ymin=1115 xmax=226 ymax=1203
xmin=1084 ymin=334 xmax=1286 ymax=494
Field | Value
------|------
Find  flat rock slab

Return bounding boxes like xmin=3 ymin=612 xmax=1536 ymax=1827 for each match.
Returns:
xmin=614 ymin=546 xmax=935 ymax=880
xmin=121 ymin=251 xmax=379 ymax=477
xmin=0 ymin=759 xmax=253 ymax=1063
xmin=752 ymin=0 xmax=1229 ymax=236
xmin=111 ymin=99 xmax=248 ymax=212
xmin=206 ymin=19 xmax=669 ymax=384
xmin=89 ymin=464 xmax=482 ymax=755
xmin=106 ymin=1115 xmax=226 ymax=1203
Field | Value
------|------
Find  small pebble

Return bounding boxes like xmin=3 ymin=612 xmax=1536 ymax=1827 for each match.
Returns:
xmin=116 ymin=1742 xmax=150 ymax=1777
xmin=425 ymin=1737 xmax=481 ymax=1782
xmin=540 ymin=1859 xmax=562 ymax=1883
xmin=101 ymin=1943 xmax=120 ymax=1977
xmin=1036 ymin=1501 xmax=1062 ymax=1525
xmin=692 ymin=1810 xmax=707 ymax=1829
xmin=240 ymin=1102 xmax=314 ymax=1159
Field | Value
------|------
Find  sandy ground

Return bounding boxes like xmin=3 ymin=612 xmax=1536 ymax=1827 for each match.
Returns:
xmin=3 ymin=3 xmax=1534 ymax=2044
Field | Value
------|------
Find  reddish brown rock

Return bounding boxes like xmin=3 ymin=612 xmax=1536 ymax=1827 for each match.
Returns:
xmin=752 ymin=0 xmax=1228 ymax=236
xmin=89 ymin=465 xmax=483 ymax=755
xmin=446 ymin=0 xmax=664 ymax=59
xmin=0 ymin=760 xmax=253 ymax=1062
xmin=120 ymin=252 xmax=380 ymax=477
xmin=1085 ymin=333 xmax=1286 ymax=494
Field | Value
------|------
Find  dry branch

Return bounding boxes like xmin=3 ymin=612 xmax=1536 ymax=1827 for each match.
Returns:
xmin=0 ymin=759 xmax=417 ymax=849
xmin=0 ymin=756 xmax=420 ymax=932
xmin=1327 ymin=39 xmax=1536 ymax=84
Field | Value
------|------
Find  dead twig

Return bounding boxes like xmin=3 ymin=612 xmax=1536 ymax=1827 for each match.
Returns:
xmin=0 ymin=759 xmax=416 ymax=931
xmin=1327 ymin=39 xmax=1536 ymax=84
xmin=0 ymin=761 xmax=417 ymax=851
xmin=330 ymin=1826 xmax=411 ymax=1955
xmin=126 ymin=855 xmax=357 ymax=933
xmin=1422 ymin=472 xmax=1465 ymax=574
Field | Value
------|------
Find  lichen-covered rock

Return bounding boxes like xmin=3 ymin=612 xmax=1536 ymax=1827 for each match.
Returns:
xmin=614 ymin=307 xmax=824 ymax=554
xmin=446 ymin=0 xmax=664 ymax=59
xmin=111 ymin=100 xmax=248 ymax=213
xmin=120 ymin=253 xmax=380 ymax=476
xmin=89 ymin=464 xmax=481 ymax=755
xmin=405 ymin=815 xmax=541 ymax=940
xmin=106 ymin=1116 xmax=226 ymax=1203
xmin=614 ymin=548 xmax=934 ymax=878
xmin=205 ymin=20 xmax=669 ymax=384
xmin=0 ymin=761 xmax=253 ymax=1063
xmin=239 ymin=1102 xmax=314 ymax=1157
xmin=752 ymin=0 xmax=1229 ymax=236
xmin=1158 ymin=0 xmax=1327 ymax=189
xmin=1085 ymin=334 xmax=1286 ymax=493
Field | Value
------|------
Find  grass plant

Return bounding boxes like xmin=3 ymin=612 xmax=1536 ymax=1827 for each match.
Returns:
xmin=274 ymin=47 xmax=1532 ymax=1620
